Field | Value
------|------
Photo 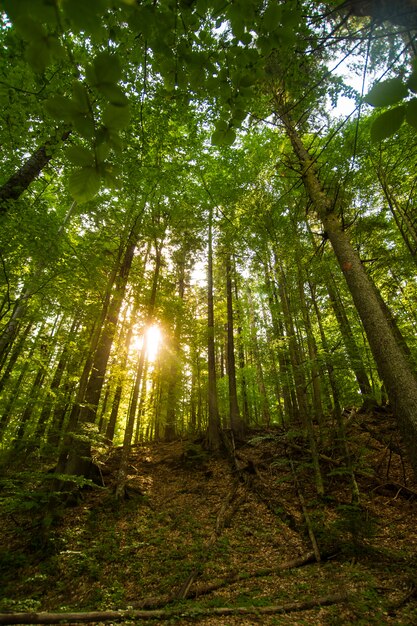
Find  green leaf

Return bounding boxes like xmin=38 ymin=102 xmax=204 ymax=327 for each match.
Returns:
xmin=14 ymin=16 xmax=45 ymax=41
xmin=370 ymin=106 xmax=405 ymax=142
xmin=62 ymin=0 xmax=109 ymax=35
xmin=91 ymin=52 xmax=122 ymax=86
xmin=72 ymin=82 xmax=90 ymax=113
xmin=239 ymin=32 xmax=252 ymax=45
xmin=96 ymin=83 xmax=128 ymax=106
xmin=406 ymin=98 xmax=417 ymax=129
xmin=72 ymin=113 xmax=96 ymax=138
xmin=69 ymin=166 xmax=101 ymax=201
xmin=66 ymin=145 xmax=96 ymax=167
xmin=263 ymin=3 xmax=282 ymax=28
xmin=95 ymin=142 xmax=111 ymax=163
xmin=211 ymin=127 xmax=236 ymax=146
xmin=45 ymin=96 xmax=77 ymax=122
xmin=215 ymin=120 xmax=229 ymax=133
xmin=101 ymin=163 xmax=121 ymax=188
xmin=25 ymin=39 xmax=51 ymax=73
xmin=102 ymin=104 xmax=130 ymax=130
xmin=364 ymin=78 xmax=408 ymax=108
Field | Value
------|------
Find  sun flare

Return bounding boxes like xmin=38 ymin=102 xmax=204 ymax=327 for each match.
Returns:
xmin=130 ymin=324 xmax=162 ymax=363
xmin=145 ymin=324 xmax=162 ymax=362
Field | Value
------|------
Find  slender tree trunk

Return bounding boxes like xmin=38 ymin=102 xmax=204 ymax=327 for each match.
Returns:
xmin=309 ymin=281 xmax=342 ymax=422
xmin=206 ymin=207 xmax=221 ymax=450
xmin=77 ymin=222 xmax=142 ymax=426
xmin=164 ymin=250 xmax=187 ymax=441
xmin=264 ymin=261 xmax=295 ymax=421
xmin=233 ymin=271 xmax=250 ymax=425
xmin=296 ymin=257 xmax=324 ymax=427
xmin=59 ymin=218 xmax=145 ymax=479
xmin=115 ymin=242 xmax=162 ymax=498
xmin=35 ymin=319 xmax=80 ymax=444
xmin=275 ymin=260 xmax=324 ymax=495
xmin=0 ymin=321 xmax=45 ymax=441
xmin=134 ymin=360 xmax=149 ymax=444
xmin=279 ymin=105 xmax=417 ymax=476
xmin=326 ymin=275 xmax=374 ymax=404
xmin=247 ymin=287 xmax=270 ymax=426
xmin=105 ymin=325 xmax=135 ymax=442
xmin=225 ymin=254 xmax=245 ymax=438
xmin=0 ymin=321 xmax=33 ymax=390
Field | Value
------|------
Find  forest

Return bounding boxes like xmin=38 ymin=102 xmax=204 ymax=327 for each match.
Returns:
xmin=1 ymin=0 xmax=417 ymax=623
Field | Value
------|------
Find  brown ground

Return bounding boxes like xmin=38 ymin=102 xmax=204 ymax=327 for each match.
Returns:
xmin=1 ymin=409 xmax=417 ymax=625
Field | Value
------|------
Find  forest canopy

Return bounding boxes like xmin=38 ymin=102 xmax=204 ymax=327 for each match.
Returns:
xmin=1 ymin=0 xmax=417 ymax=496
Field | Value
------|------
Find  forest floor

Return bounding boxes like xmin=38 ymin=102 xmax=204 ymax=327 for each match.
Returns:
xmin=1 ymin=409 xmax=417 ymax=625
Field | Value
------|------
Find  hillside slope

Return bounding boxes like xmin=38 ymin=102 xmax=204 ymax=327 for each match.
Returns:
xmin=1 ymin=410 xmax=417 ymax=625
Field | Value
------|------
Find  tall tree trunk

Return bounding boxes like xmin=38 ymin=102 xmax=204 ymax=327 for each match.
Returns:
xmin=164 ymin=249 xmax=187 ymax=441
xmin=247 ymin=287 xmax=271 ymax=426
xmin=326 ymin=275 xmax=374 ymax=404
xmin=264 ymin=260 xmax=295 ymax=421
xmin=225 ymin=254 xmax=245 ymax=438
xmin=0 ymin=129 xmax=70 ymax=214
xmin=105 ymin=325 xmax=135 ymax=442
xmin=77 ymin=219 xmax=142 ymax=426
xmin=296 ymin=257 xmax=324 ymax=427
xmin=59 ymin=217 xmax=145 ymax=480
xmin=206 ymin=207 xmax=221 ymax=450
xmin=275 ymin=260 xmax=324 ymax=495
xmin=308 ymin=281 xmax=342 ymax=423
xmin=0 ymin=321 xmax=33 ymax=390
xmin=279 ymin=105 xmax=417 ymax=476
xmin=134 ymin=360 xmax=149 ymax=444
xmin=35 ymin=319 xmax=80 ymax=444
xmin=233 ymin=270 xmax=250 ymax=425
xmin=115 ymin=242 xmax=162 ymax=498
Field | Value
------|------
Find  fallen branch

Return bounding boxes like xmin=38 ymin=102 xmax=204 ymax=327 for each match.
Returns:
xmin=0 ymin=592 xmax=350 ymax=624
xmin=131 ymin=551 xmax=317 ymax=609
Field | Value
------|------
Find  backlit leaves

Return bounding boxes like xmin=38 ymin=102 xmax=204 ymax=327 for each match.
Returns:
xmin=370 ymin=106 xmax=405 ymax=142
xmin=69 ymin=166 xmax=101 ymax=202
xmin=364 ymin=78 xmax=408 ymax=108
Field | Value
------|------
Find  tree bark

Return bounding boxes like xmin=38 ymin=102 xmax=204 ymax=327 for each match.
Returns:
xmin=164 ymin=247 xmax=187 ymax=441
xmin=279 ymin=105 xmax=417 ymax=476
xmin=0 ymin=130 xmax=70 ymax=214
xmin=225 ymin=254 xmax=245 ymax=438
xmin=206 ymin=206 xmax=221 ymax=450
xmin=115 ymin=241 xmax=162 ymax=498
xmin=0 ymin=593 xmax=349 ymax=624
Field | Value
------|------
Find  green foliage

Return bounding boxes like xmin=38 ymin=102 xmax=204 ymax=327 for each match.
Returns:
xmin=370 ymin=106 xmax=405 ymax=142
xmin=364 ymin=78 xmax=408 ymax=108
xmin=365 ymin=62 xmax=417 ymax=140
xmin=69 ymin=166 xmax=101 ymax=201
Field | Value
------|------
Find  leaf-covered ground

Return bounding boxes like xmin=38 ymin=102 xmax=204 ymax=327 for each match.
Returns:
xmin=1 ymin=409 xmax=417 ymax=625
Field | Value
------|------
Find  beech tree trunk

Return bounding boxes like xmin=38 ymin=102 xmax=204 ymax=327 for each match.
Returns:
xmin=0 ymin=130 xmax=70 ymax=214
